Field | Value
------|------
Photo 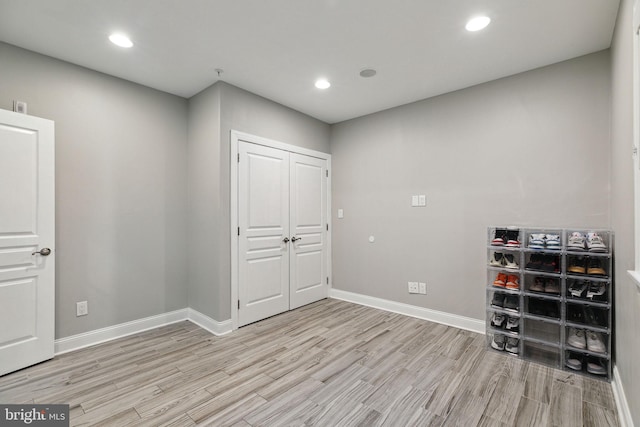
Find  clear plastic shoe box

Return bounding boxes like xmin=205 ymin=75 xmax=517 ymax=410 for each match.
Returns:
xmin=486 ymin=227 xmax=613 ymax=381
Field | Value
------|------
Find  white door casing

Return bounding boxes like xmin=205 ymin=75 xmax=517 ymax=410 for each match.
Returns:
xmin=0 ymin=109 xmax=55 ymax=376
xmin=231 ymin=131 xmax=331 ymax=330
xmin=237 ymin=142 xmax=291 ymax=327
xmin=289 ymin=153 xmax=328 ymax=309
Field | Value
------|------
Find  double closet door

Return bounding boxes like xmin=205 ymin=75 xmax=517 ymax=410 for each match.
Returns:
xmin=238 ymin=141 xmax=328 ymax=327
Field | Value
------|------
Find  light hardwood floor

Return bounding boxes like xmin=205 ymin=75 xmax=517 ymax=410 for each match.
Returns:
xmin=0 ymin=299 xmax=619 ymax=426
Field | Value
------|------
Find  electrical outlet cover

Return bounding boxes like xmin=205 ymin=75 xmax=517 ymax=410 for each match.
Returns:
xmin=419 ymin=282 xmax=427 ymax=294
xmin=408 ymin=282 xmax=419 ymax=293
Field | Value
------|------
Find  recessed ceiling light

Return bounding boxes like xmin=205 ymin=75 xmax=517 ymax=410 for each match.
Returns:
xmin=109 ymin=33 xmax=133 ymax=48
xmin=315 ymin=79 xmax=331 ymax=89
xmin=359 ymin=69 xmax=377 ymax=78
xmin=465 ymin=16 xmax=491 ymax=32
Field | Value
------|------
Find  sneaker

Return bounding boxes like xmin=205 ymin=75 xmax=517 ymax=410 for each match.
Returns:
xmin=493 ymin=273 xmax=507 ymax=287
xmin=565 ymin=352 xmax=583 ymax=371
xmin=504 ymin=295 xmax=519 ymax=312
xmin=528 ymin=299 xmax=545 ymax=316
xmin=567 ymin=305 xmax=585 ymax=324
xmin=545 ymin=234 xmax=561 ymax=250
xmin=587 ymin=258 xmax=606 ymax=276
xmin=568 ymin=280 xmax=587 ymax=298
xmin=526 ymin=253 xmax=544 ymax=270
xmin=568 ymin=232 xmax=586 ymax=251
xmin=505 ymin=338 xmax=519 ymax=354
xmin=586 ymin=281 xmax=606 ymax=300
xmin=586 ymin=232 xmax=607 ymax=253
xmin=505 ymin=228 xmax=521 ymax=247
xmin=586 ymin=357 xmax=607 ymax=375
xmin=506 ymin=275 xmax=520 ymax=290
xmin=544 ymin=279 xmax=560 ymax=294
xmin=541 ymin=255 xmax=560 ymax=273
xmin=490 ymin=313 xmax=506 ymax=328
xmin=586 ymin=331 xmax=606 ymax=353
xmin=489 ymin=252 xmax=504 ymax=267
xmin=528 ymin=233 xmax=546 ymax=249
xmin=491 ymin=229 xmax=507 ymax=246
xmin=491 ymin=334 xmax=506 ymax=351
xmin=584 ymin=307 xmax=607 ymax=328
xmin=505 ymin=316 xmax=519 ymax=333
xmin=568 ymin=257 xmax=587 ymax=274
xmin=567 ymin=328 xmax=586 ymax=349
xmin=503 ymin=253 xmax=518 ymax=269
xmin=491 ymin=293 xmax=505 ymax=308
xmin=530 ymin=277 xmax=545 ymax=292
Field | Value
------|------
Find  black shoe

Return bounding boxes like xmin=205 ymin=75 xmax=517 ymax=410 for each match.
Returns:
xmin=526 ymin=253 xmax=543 ymax=270
xmin=491 ymin=229 xmax=507 ymax=246
xmin=545 ymin=302 xmax=559 ymax=319
xmin=568 ymin=280 xmax=587 ymax=298
xmin=528 ymin=299 xmax=545 ymax=316
xmin=584 ymin=306 xmax=607 ymax=328
xmin=567 ymin=305 xmax=584 ymax=324
xmin=504 ymin=295 xmax=519 ymax=312
xmin=505 ymin=229 xmax=521 ymax=247
xmin=587 ymin=258 xmax=607 ymax=276
xmin=490 ymin=313 xmax=506 ymax=328
xmin=568 ymin=256 xmax=587 ymax=274
xmin=565 ymin=352 xmax=583 ymax=371
xmin=541 ymin=255 xmax=560 ymax=273
xmin=491 ymin=293 xmax=505 ymax=308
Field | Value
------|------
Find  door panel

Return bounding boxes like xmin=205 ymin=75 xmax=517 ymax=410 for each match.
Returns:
xmin=0 ymin=109 xmax=55 ymax=376
xmin=238 ymin=142 xmax=290 ymax=326
xmin=290 ymin=153 xmax=328 ymax=309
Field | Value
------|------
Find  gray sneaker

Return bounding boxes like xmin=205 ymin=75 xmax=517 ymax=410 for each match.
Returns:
xmin=491 ymin=334 xmax=506 ymax=351
xmin=505 ymin=338 xmax=519 ymax=354
xmin=565 ymin=352 xmax=583 ymax=371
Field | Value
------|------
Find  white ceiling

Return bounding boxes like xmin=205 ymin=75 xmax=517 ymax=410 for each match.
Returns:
xmin=0 ymin=0 xmax=620 ymax=124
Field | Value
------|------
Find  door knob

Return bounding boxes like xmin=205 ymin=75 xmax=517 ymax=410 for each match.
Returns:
xmin=32 ymin=248 xmax=52 ymax=256
xmin=291 ymin=236 xmax=302 ymax=242
xmin=283 ymin=237 xmax=290 ymax=243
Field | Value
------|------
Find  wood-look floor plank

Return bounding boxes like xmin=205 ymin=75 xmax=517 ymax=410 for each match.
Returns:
xmin=0 ymin=299 xmax=621 ymax=427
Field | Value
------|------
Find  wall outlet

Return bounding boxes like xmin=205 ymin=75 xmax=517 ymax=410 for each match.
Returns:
xmin=76 ymin=301 xmax=88 ymax=317
xmin=419 ymin=282 xmax=427 ymax=294
xmin=408 ymin=281 xmax=419 ymax=293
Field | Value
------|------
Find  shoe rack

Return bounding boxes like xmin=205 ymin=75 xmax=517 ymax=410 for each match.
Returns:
xmin=486 ymin=227 xmax=613 ymax=381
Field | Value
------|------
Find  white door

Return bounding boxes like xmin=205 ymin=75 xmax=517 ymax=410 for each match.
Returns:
xmin=0 ymin=109 xmax=55 ymax=376
xmin=238 ymin=142 xmax=290 ymax=327
xmin=289 ymin=153 xmax=328 ymax=309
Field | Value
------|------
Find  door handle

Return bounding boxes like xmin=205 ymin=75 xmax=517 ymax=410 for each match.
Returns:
xmin=291 ymin=236 xmax=302 ymax=242
xmin=32 ymin=248 xmax=52 ymax=256
xmin=283 ymin=237 xmax=290 ymax=243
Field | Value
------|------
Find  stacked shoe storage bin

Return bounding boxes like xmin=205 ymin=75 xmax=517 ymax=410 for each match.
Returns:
xmin=486 ymin=227 xmax=613 ymax=381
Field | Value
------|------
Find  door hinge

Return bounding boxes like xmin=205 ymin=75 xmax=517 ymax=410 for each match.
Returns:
xmin=238 ymin=300 xmax=240 ymax=309
xmin=237 ymin=153 xmax=240 ymax=162
xmin=326 ymin=223 xmax=329 ymax=231
xmin=238 ymin=227 xmax=240 ymax=236
xmin=326 ymin=170 xmax=328 ymax=178
xmin=326 ymin=277 xmax=329 ymax=284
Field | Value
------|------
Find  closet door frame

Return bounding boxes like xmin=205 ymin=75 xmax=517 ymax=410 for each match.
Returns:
xmin=230 ymin=130 xmax=332 ymax=331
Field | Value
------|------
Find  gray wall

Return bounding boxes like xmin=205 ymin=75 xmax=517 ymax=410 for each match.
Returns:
xmin=187 ymin=81 xmax=331 ymax=320
xmin=0 ymin=43 xmax=189 ymax=338
xmin=610 ymin=0 xmax=640 ymax=423
xmin=331 ymin=51 xmax=611 ymax=320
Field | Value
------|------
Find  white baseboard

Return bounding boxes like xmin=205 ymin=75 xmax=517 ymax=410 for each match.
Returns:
xmin=187 ymin=308 xmax=233 ymax=336
xmin=55 ymin=308 xmax=233 ymax=355
xmin=613 ymin=364 xmax=635 ymax=427
xmin=329 ymin=288 xmax=485 ymax=334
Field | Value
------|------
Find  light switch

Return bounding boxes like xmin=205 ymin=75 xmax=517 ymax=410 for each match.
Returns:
xmin=411 ymin=195 xmax=419 ymax=207
xmin=337 ymin=209 xmax=344 ymax=218
xmin=419 ymin=195 xmax=426 ymax=206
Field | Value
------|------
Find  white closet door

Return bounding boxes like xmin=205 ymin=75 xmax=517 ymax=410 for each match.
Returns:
xmin=289 ymin=153 xmax=328 ymax=309
xmin=0 ymin=110 xmax=55 ymax=376
xmin=238 ymin=142 xmax=290 ymax=327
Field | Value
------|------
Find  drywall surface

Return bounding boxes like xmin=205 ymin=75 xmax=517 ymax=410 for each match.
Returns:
xmin=187 ymin=81 xmax=331 ymax=320
xmin=0 ymin=42 xmax=189 ymax=339
xmin=331 ymin=51 xmax=611 ymax=321
xmin=610 ymin=0 xmax=640 ymax=423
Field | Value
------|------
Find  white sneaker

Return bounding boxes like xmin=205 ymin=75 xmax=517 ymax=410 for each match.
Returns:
xmin=567 ymin=328 xmax=586 ymax=349
xmin=528 ymin=234 xmax=545 ymax=249
xmin=586 ymin=232 xmax=607 ymax=252
xmin=568 ymin=232 xmax=586 ymax=251
xmin=545 ymin=234 xmax=561 ymax=250
xmin=586 ymin=331 xmax=606 ymax=353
